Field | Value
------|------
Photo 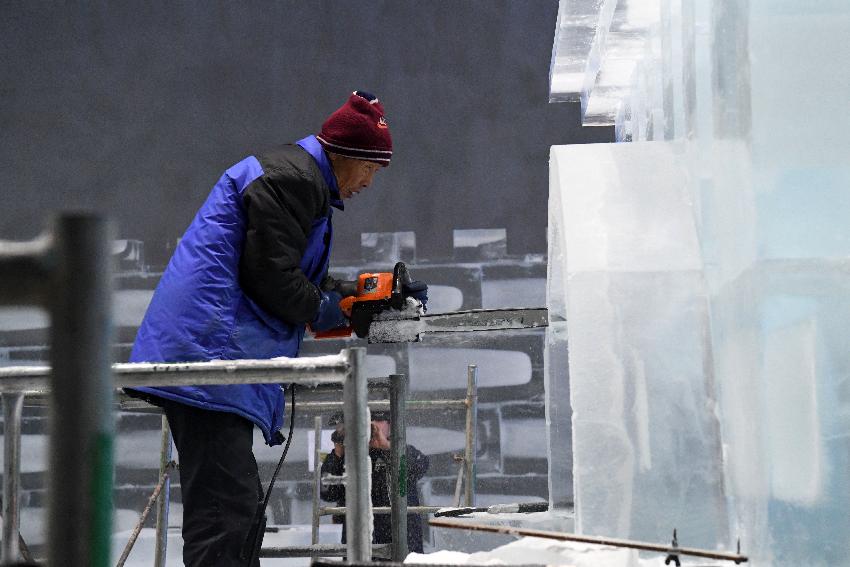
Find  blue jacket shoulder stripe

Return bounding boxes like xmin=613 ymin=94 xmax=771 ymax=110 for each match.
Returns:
xmin=226 ymin=156 xmax=264 ymax=194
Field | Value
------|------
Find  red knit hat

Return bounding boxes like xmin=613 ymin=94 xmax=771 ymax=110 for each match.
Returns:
xmin=317 ymin=91 xmax=392 ymax=166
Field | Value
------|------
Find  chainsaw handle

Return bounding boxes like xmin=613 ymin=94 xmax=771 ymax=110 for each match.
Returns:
xmin=393 ymin=262 xmax=412 ymax=291
xmin=391 ymin=262 xmax=413 ymax=309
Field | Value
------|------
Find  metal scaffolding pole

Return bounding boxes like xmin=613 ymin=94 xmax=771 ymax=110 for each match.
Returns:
xmin=153 ymin=415 xmax=173 ymax=567
xmin=312 ymin=415 xmax=323 ymax=546
xmin=0 ymin=232 xmax=50 ymax=565
xmin=306 ymin=368 xmax=479 ymax=562
xmin=389 ymin=374 xmax=408 ymax=562
xmin=280 ymin=399 xmax=467 ymax=413
xmin=48 ymin=215 xmax=115 ymax=567
xmin=2 ymin=393 xmax=25 ymax=563
xmin=0 ymin=355 xmax=350 ymax=394
xmin=464 ymin=364 xmax=478 ymax=507
xmin=2 ymin=220 xmax=376 ymax=566
xmin=342 ymin=347 xmax=371 ymax=563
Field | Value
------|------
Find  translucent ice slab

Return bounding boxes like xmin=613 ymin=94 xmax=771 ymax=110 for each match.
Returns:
xmin=548 ymin=1 xmax=850 ymax=563
xmin=548 ymin=142 xmax=726 ymax=550
xmin=550 ymin=0 xmax=661 ymax=127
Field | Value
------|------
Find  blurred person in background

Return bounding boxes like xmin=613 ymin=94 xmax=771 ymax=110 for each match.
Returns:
xmin=321 ymin=412 xmax=430 ymax=554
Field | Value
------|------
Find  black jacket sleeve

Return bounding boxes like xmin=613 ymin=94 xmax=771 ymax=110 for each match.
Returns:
xmin=406 ymin=445 xmax=430 ymax=483
xmin=320 ymin=451 xmax=346 ymax=503
xmin=239 ymin=169 xmax=328 ymax=325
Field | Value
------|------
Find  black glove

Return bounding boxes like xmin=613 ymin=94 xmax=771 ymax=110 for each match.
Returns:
xmin=321 ymin=275 xmax=358 ymax=297
xmin=403 ymin=280 xmax=428 ymax=311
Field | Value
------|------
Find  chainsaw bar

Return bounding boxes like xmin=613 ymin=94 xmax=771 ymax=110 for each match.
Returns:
xmin=366 ymin=307 xmax=549 ymax=343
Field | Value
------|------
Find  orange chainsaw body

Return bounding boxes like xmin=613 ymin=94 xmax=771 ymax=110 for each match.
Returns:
xmin=313 ymin=271 xmax=396 ymax=339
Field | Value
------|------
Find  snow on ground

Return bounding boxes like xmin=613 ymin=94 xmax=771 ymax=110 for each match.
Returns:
xmin=112 ymin=524 xmax=343 ymax=567
xmin=406 ymin=536 xmax=669 ymax=567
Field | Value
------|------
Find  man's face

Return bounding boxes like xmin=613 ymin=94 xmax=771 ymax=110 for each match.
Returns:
xmin=330 ymin=155 xmax=382 ymax=199
xmin=372 ymin=420 xmax=390 ymax=439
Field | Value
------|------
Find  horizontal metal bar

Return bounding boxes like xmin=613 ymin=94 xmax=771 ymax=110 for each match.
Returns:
xmin=29 ymin=382 xmax=404 ymax=413
xmin=0 ymin=236 xmax=52 ymax=305
xmin=258 ymin=543 xmax=389 ymax=558
xmin=32 ymin=390 xmax=468 ymax=414
xmin=258 ymin=378 xmax=391 ymax=393
xmin=428 ymin=519 xmax=749 ymax=563
xmin=320 ymin=505 xmax=443 ymax=516
xmin=0 ymin=355 xmax=350 ymax=394
xmin=294 ymin=399 xmax=468 ymax=412
xmin=25 ymin=392 xmax=157 ymax=410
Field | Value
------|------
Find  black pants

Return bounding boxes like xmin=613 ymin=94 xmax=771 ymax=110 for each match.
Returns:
xmin=161 ymin=400 xmax=264 ymax=567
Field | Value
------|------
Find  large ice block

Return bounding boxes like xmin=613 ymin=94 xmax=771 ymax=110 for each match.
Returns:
xmin=548 ymin=142 xmax=726 ymax=549
xmin=547 ymin=1 xmax=850 ymax=564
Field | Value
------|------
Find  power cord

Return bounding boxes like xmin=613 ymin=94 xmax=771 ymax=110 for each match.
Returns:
xmin=241 ymin=384 xmax=296 ymax=565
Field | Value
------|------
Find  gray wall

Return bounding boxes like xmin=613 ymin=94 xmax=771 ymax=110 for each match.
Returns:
xmin=0 ymin=4 xmax=612 ymax=546
xmin=0 ymin=2 xmax=611 ymax=264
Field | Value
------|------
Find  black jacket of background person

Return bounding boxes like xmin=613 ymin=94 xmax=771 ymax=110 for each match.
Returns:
xmin=320 ymin=445 xmax=430 ymax=553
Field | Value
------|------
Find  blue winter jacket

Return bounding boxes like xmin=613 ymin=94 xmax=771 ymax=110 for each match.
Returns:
xmin=128 ymin=136 xmax=342 ymax=445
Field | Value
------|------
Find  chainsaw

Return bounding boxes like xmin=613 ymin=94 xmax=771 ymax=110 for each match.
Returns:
xmin=314 ymin=262 xmax=548 ymax=343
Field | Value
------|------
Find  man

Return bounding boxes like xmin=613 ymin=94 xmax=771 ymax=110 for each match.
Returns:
xmin=127 ymin=91 xmax=395 ymax=567
xmin=321 ymin=414 xmax=431 ymax=554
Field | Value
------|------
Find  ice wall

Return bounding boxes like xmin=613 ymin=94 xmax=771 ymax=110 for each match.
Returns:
xmin=548 ymin=142 xmax=727 ymax=549
xmin=548 ymin=0 xmax=850 ymax=565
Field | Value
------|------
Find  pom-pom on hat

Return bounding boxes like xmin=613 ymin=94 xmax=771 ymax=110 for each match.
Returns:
xmin=317 ymin=91 xmax=392 ymax=166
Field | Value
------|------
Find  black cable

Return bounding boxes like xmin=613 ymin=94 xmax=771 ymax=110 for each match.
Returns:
xmin=241 ymin=384 xmax=296 ymax=566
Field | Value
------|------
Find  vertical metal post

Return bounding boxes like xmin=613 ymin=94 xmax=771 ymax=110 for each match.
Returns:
xmin=154 ymin=414 xmax=172 ymax=567
xmin=48 ymin=215 xmax=114 ymax=567
xmin=342 ymin=347 xmax=371 ymax=562
xmin=312 ymin=415 xmax=323 ymax=545
xmin=2 ymin=393 xmax=25 ymax=563
xmin=464 ymin=364 xmax=478 ymax=507
xmin=452 ymin=457 xmax=465 ymax=507
xmin=389 ymin=374 xmax=408 ymax=561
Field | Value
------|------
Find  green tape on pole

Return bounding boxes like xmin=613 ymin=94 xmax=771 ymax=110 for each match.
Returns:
xmin=399 ymin=454 xmax=408 ymax=497
xmin=90 ymin=433 xmax=114 ymax=567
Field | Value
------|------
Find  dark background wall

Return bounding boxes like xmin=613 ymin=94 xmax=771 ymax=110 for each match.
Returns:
xmin=0 ymin=2 xmax=611 ymax=265
xmin=0 ymin=5 xmax=612 ymax=542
